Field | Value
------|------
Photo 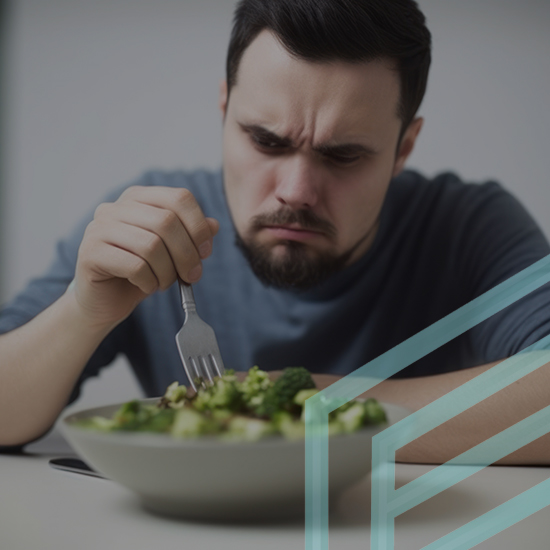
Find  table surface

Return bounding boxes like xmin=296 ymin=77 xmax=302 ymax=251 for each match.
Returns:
xmin=2 ymin=427 xmax=550 ymax=550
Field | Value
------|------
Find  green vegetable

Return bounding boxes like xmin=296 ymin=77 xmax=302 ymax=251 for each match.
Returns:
xmin=77 ymin=366 xmax=387 ymax=442
xmin=224 ymin=416 xmax=276 ymax=442
xmin=363 ymin=398 xmax=387 ymax=424
xmin=334 ymin=402 xmax=365 ymax=434
xmin=85 ymin=416 xmax=117 ymax=431
xmin=240 ymin=365 xmax=273 ymax=409
xmin=193 ymin=373 xmax=243 ymax=412
xmin=256 ymin=366 xmax=315 ymax=418
xmin=293 ymin=388 xmax=319 ymax=407
xmin=273 ymin=411 xmax=305 ymax=440
xmin=135 ymin=408 xmax=176 ymax=433
xmin=171 ymin=408 xmax=218 ymax=438
xmin=163 ymin=381 xmax=187 ymax=406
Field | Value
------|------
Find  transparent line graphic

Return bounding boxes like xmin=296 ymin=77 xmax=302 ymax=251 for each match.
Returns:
xmin=305 ymin=254 xmax=550 ymax=550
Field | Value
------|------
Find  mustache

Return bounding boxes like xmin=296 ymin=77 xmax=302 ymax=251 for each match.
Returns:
xmin=250 ymin=208 xmax=337 ymax=238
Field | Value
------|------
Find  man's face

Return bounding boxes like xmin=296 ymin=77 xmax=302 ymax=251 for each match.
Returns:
xmin=221 ymin=30 xmax=421 ymax=290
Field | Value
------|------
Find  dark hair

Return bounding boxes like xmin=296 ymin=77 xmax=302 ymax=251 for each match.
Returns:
xmin=226 ymin=0 xmax=431 ymax=141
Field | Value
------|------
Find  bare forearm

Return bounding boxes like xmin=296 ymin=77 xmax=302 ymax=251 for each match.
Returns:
xmin=313 ymin=360 xmax=550 ymax=466
xmin=0 ymin=290 xmax=114 ymax=446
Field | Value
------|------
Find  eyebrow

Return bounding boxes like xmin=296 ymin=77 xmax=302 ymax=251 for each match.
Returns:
xmin=239 ymin=123 xmax=378 ymax=157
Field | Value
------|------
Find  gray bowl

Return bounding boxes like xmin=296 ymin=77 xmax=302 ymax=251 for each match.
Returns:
xmin=61 ymin=399 xmax=410 ymax=521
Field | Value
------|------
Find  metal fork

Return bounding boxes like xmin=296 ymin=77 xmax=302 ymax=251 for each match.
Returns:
xmin=175 ymin=279 xmax=225 ymax=392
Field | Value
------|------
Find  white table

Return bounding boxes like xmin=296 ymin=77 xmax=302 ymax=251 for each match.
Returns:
xmin=2 ymin=428 xmax=550 ymax=550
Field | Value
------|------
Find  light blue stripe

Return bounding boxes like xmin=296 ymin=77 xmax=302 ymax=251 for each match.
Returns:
xmin=380 ymin=344 xmax=550 ymax=451
xmin=389 ymin=404 xmax=550 ymax=517
xmin=305 ymin=397 xmax=329 ymax=550
xmin=306 ymin=254 xmax=550 ymax=550
xmin=371 ymin=437 xmax=395 ymax=550
xmin=421 ymin=479 xmax=550 ymax=550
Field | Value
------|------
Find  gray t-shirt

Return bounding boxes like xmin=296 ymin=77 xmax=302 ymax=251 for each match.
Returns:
xmin=2 ymin=168 xmax=550 ymax=411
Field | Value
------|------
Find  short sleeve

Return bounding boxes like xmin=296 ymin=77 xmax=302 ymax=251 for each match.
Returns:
xmin=450 ymin=181 xmax=550 ymax=361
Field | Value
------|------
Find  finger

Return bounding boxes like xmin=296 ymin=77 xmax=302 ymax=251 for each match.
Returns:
xmin=80 ymin=240 xmax=159 ymax=295
xmin=95 ymin=202 xmax=202 ymax=283
xmin=206 ymin=217 xmax=220 ymax=237
xmin=96 ymin=220 xmax=181 ymax=290
xmin=119 ymin=186 xmax=215 ymax=259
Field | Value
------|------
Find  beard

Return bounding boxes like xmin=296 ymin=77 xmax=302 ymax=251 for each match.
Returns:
xmin=234 ymin=208 xmax=358 ymax=291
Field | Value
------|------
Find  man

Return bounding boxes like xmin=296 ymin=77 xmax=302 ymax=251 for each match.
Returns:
xmin=1 ymin=0 xmax=550 ymax=463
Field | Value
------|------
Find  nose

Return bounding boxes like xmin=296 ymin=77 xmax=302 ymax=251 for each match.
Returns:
xmin=274 ymin=156 xmax=321 ymax=210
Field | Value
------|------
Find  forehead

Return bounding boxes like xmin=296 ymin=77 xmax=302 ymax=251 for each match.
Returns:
xmin=230 ymin=30 xmax=402 ymax=143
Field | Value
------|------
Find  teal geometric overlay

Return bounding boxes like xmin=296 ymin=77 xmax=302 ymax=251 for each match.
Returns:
xmin=305 ymin=254 xmax=550 ymax=550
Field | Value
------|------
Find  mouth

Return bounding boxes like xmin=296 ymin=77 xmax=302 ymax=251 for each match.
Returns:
xmin=262 ymin=225 xmax=325 ymax=242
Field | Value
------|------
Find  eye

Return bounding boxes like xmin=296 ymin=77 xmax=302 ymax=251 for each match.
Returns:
xmin=252 ymin=135 xmax=284 ymax=150
xmin=328 ymin=154 xmax=361 ymax=166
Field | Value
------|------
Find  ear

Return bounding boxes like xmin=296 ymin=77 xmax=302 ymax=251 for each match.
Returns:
xmin=219 ymin=79 xmax=228 ymax=121
xmin=392 ymin=117 xmax=424 ymax=177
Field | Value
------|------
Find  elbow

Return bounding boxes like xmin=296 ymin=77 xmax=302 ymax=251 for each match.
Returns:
xmin=0 ymin=424 xmax=54 ymax=451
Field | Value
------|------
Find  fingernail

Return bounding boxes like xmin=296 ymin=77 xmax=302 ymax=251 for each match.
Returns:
xmin=199 ymin=241 xmax=211 ymax=259
xmin=188 ymin=264 xmax=202 ymax=282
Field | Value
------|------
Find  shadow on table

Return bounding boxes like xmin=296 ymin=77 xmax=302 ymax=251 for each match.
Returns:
xmin=106 ymin=468 xmax=483 ymax=532
xmin=330 ymin=469 xmax=489 ymax=530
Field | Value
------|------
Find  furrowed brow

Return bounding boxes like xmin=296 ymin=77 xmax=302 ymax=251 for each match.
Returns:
xmin=239 ymin=122 xmax=377 ymax=156
xmin=313 ymin=142 xmax=378 ymax=157
xmin=239 ymin=124 xmax=293 ymax=147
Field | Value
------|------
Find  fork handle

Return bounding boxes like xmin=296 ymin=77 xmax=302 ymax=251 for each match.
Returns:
xmin=178 ymin=279 xmax=196 ymax=313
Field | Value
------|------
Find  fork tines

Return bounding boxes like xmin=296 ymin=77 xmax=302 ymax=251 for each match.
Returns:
xmin=183 ymin=353 xmax=224 ymax=392
xmin=176 ymin=280 xmax=226 ymax=393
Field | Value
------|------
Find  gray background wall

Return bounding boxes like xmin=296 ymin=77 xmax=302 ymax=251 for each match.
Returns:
xmin=1 ymin=0 xmax=549 ymax=410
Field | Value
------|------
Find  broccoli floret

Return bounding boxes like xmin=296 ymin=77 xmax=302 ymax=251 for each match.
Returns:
xmin=293 ymin=388 xmax=319 ymax=407
xmin=256 ymin=367 xmax=316 ymax=418
xmin=335 ymin=402 xmax=366 ymax=433
xmin=328 ymin=400 xmax=355 ymax=421
xmin=193 ymin=373 xmax=243 ymax=412
xmin=112 ymin=400 xmax=151 ymax=430
xmin=134 ymin=408 xmax=176 ymax=433
xmin=363 ymin=398 xmax=387 ymax=424
xmin=328 ymin=398 xmax=387 ymax=430
xmin=79 ymin=368 xmax=387 ymax=441
xmin=171 ymin=408 xmax=218 ymax=438
xmin=272 ymin=411 xmax=305 ymax=440
xmin=240 ymin=366 xmax=273 ymax=409
xmin=210 ymin=408 xmax=234 ymax=424
xmin=224 ymin=415 xmax=276 ymax=442
xmin=110 ymin=400 xmax=175 ymax=432
xmin=160 ymin=381 xmax=187 ymax=408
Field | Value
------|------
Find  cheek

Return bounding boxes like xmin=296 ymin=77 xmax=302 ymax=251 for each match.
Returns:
xmin=223 ymin=129 xmax=276 ymax=225
xmin=329 ymin=167 xmax=390 ymax=244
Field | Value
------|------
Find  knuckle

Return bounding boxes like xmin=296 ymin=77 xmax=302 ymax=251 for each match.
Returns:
xmin=189 ymin=217 xmax=210 ymax=236
xmin=157 ymin=209 xmax=178 ymax=233
xmin=181 ymin=239 xmax=200 ymax=264
xmin=129 ymin=256 xmax=149 ymax=280
xmin=82 ymin=220 xmax=100 ymax=242
xmin=120 ymin=185 xmax=139 ymax=200
xmin=142 ymin=232 xmax=163 ymax=256
xmin=175 ymin=187 xmax=194 ymax=207
xmin=93 ymin=202 xmax=110 ymax=220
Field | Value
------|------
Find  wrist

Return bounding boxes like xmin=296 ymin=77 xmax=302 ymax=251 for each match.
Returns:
xmin=60 ymin=282 xmax=122 ymax=338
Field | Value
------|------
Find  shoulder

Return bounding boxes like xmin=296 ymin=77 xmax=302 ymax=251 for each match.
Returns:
xmin=384 ymin=169 xmax=549 ymax=289
xmin=390 ymin=169 xmax=511 ymax=211
xmin=388 ymin=169 xmax=539 ymax=236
